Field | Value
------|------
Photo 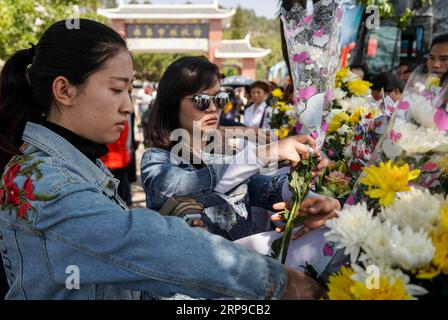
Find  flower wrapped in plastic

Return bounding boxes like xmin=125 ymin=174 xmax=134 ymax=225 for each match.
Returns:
xmin=323 ymin=66 xmax=448 ymax=299
xmin=280 ymin=0 xmax=343 ymax=148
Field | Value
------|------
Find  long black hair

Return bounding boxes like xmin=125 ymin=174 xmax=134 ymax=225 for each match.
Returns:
xmin=0 ymin=19 xmax=128 ymax=171
xmin=148 ymin=56 xmax=221 ymax=150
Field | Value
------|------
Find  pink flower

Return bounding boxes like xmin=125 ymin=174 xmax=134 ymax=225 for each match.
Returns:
xmin=0 ymin=188 xmax=4 ymax=205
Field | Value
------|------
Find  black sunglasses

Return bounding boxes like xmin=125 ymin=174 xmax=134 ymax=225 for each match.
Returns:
xmin=185 ymin=92 xmax=230 ymax=112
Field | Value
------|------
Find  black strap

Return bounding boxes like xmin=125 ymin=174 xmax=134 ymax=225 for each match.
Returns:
xmin=259 ymin=105 xmax=268 ymax=128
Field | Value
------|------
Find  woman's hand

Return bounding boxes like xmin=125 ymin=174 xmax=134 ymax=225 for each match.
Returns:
xmin=272 ymin=196 xmax=341 ymax=239
xmin=257 ymin=135 xmax=317 ymax=169
xmin=281 ymin=266 xmax=324 ymax=300
xmin=312 ymin=153 xmax=329 ymax=178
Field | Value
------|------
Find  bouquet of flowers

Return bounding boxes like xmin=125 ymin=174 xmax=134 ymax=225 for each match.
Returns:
xmin=314 ymin=67 xmax=388 ymax=199
xmin=269 ymin=88 xmax=298 ymax=139
xmin=323 ymin=67 xmax=448 ymax=299
xmin=280 ymin=0 xmax=342 ymax=148
xmin=269 ymin=0 xmax=343 ymax=263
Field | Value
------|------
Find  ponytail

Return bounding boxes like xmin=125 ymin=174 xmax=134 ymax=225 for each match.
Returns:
xmin=0 ymin=19 xmax=128 ymax=172
xmin=0 ymin=47 xmax=40 ymax=171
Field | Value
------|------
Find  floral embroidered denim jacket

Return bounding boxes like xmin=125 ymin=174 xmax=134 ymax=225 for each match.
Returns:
xmin=0 ymin=122 xmax=286 ymax=300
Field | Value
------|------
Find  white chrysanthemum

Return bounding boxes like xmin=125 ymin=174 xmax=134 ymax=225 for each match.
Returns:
xmin=325 ymin=203 xmax=381 ymax=263
xmin=408 ymin=94 xmax=437 ymax=129
xmin=381 ymin=188 xmax=442 ymax=233
xmin=387 ymin=222 xmax=435 ymax=271
xmin=392 ymin=118 xmax=448 ymax=155
xmin=343 ymin=145 xmax=353 ymax=158
xmin=337 ymin=124 xmax=350 ymax=135
xmin=285 ymin=109 xmax=296 ymax=118
xmin=357 ymin=223 xmax=393 ymax=267
xmin=333 ymin=87 xmax=347 ymax=100
xmin=338 ymin=97 xmax=370 ymax=113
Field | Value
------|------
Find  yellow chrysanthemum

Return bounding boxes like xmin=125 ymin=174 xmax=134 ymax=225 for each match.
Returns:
xmin=329 ymin=112 xmax=349 ymax=132
xmin=273 ymin=101 xmax=286 ymax=110
xmin=350 ymin=276 xmax=412 ymax=300
xmin=417 ymin=263 xmax=441 ymax=279
xmin=348 ymin=107 xmax=368 ymax=124
xmin=275 ymin=127 xmax=290 ymax=139
xmin=360 ymin=161 xmax=421 ymax=207
xmin=271 ymin=88 xmax=283 ymax=99
xmin=417 ymin=205 xmax=448 ymax=279
xmin=426 ymin=75 xmax=441 ymax=90
xmin=336 ymin=67 xmax=350 ymax=88
xmin=431 ymin=231 xmax=448 ymax=275
xmin=327 ymin=267 xmax=356 ymax=300
xmin=224 ymin=101 xmax=233 ymax=114
xmin=279 ymin=104 xmax=293 ymax=113
xmin=440 ymin=204 xmax=448 ymax=233
xmin=347 ymin=79 xmax=372 ymax=97
xmin=288 ymin=118 xmax=296 ymax=127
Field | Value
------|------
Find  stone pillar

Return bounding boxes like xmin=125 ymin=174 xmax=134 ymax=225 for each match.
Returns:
xmin=111 ymin=19 xmax=126 ymax=38
xmin=208 ymin=19 xmax=222 ymax=62
xmin=241 ymin=58 xmax=256 ymax=80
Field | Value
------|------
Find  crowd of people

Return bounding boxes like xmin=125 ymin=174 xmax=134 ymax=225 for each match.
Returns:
xmin=0 ymin=17 xmax=447 ymax=300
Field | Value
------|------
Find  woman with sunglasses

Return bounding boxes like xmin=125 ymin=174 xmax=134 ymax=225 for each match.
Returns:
xmin=0 ymin=19 xmax=323 ymax=300
xmin=141 ymin=56 xmax=328 ymax=241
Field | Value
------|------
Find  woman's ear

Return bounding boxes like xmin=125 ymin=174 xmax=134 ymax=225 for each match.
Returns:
xmin=52 ymin=76 xmax=77 ymax=108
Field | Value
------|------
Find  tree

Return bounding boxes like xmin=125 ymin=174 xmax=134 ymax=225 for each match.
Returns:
xmin=231 ymin=7 xmax=246 ymax=39
xmin=103 ymin=0 xmax=118 ymax=8
xmin=132 ymin=53 xmax=188 ymax=81
xmin=0 ymin=0 xmax=106 ymax=60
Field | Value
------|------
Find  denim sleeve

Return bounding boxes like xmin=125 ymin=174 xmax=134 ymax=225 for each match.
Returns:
xmin=248 ymin=174 xmax=288 ymax=211
xmin=140 ymin=150 xmax=230 ymax=209
xmin=35 ymin=182 xmax=287 ymax=299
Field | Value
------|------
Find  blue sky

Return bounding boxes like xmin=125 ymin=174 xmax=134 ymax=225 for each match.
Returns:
xmin=127 ymin=0 xmax=281 ymax=19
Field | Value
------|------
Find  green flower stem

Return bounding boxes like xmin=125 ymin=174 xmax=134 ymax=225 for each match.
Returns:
xmin=271 ymin=154 xmax=318 ymax=264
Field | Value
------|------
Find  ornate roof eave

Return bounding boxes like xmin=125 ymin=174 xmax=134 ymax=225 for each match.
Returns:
xmin=215 ymin=33 xmax=271 ymax=59
xmin=97 ymin=3 xmax=235 ymax=27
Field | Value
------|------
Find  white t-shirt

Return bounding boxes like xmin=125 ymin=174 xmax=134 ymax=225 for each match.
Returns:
xmin=243 ymin=101 xmax=271 ymax=128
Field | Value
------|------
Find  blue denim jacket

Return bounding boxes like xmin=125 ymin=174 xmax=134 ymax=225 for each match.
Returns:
xmin=0 ymin=122 xmax=287 ymax=300
xmin=140 ymin=147 xmax=288 ymax=240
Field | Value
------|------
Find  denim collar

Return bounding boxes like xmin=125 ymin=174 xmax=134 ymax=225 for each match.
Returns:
xmin=22 ymin=122 xmax=115 ymax=190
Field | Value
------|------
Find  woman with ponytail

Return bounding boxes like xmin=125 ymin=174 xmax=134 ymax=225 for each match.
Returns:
xmin=0 ymin=19 xmax=321 ymax=300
